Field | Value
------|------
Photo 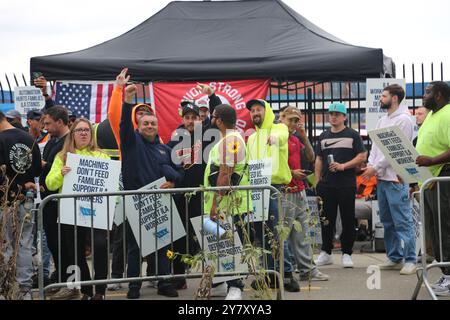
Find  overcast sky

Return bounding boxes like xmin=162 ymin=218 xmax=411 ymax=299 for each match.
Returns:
xmin=1 ymin=0 xmax=449 ymax=84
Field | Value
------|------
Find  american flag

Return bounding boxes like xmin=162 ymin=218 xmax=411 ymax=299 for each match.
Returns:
xmin=54 ymin=81 xmax=114 ymax=123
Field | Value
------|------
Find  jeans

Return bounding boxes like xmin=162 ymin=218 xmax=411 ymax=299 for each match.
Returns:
xmin=1 ymin=204 xmax=34 ymax=291
xmin=283 ymin=190 xmax=317 ymax=276
xmin=254 ymin=185 xmax=293 ymax=274
xmin=64 ymin=226 xmax=109 ymax=296
xmin=110 ymin=223 xmax=125 ymax=279
xmin=33 ymin=205 xmax=52 ymax=279
xmin=125 ymin=221 xmax=171 ymax=290
xmin=377 ymin=180 xmax=416 ymax=264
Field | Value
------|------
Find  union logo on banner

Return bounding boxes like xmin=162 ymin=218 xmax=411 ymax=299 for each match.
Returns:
xmin=152 ymin=79 xmax=270 ymax=143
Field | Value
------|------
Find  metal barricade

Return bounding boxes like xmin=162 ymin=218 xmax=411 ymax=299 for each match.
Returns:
xmin=37 ymin=185 xmax=288 ymax=300
xmin=412 ymin=176 xmax=450 ymax=300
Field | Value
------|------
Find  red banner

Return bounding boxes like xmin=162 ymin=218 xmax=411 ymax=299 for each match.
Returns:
xmin=153 ymin=79 xmax=270 ymax=143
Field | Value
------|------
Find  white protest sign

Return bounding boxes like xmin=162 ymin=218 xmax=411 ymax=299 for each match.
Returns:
xmin=125 ymin=177 xmax=186 ymax=257
xmin=190 ymin=215 xmax=248 ymax=284
xmin=113 ymin=173 xmax=125 ymax=226
xmin=365 ymin=79 xmax=406 ymax=131
xmin=248 ymin=159 xmax=272 ymax=222
xmin=369 ymin=125 xmax=433 ymax=184
xmin=60 ymin=153 xmax=121 ymax=230
xmin=306 ymin=197 xmax=322 ymax=245
xmin=14 ymin=86 xmax=45 ymax=115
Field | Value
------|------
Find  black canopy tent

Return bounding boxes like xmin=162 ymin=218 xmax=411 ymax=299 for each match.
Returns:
xmin=30 ymin=0 xmax=395 ymax=82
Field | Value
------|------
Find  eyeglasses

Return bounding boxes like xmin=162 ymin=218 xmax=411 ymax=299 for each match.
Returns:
xmin=74 ymin=128 xmax=91 ymax=134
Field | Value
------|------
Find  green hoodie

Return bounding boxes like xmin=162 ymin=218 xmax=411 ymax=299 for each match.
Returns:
xmin=247 ymin=100 xmax=292 ymax=185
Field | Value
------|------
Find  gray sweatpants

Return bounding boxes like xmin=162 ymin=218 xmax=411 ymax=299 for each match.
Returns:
xmin=1 ymin=204 xmax=34 ymax=291
xmin=282 ymin=190 xmax=317 ymax=276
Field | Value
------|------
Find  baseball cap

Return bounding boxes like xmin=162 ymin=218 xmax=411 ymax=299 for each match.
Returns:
xmin=27 ymin=109 xmax=43 ymax=120
xmin=5 ymin=109 xmax=21 ymax=119
xmin=198 ymin=103 xmax=209 ymax=111
xmin=180 ymin=101 xmax=200 ymax=117
xmin=246 ymin=99 xmax=266 ymax=110
xmin=280 ymin=106 xmax=301 ymax=120
xmin=327 ymin=103 xmax=347 ymax=115
xmin=67 ymin=110 xmax=78 ymax=119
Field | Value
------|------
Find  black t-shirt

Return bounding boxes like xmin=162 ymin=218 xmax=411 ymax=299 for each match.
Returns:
xmin=315 ymin=127 xmax=365 ymax=188
xmin=40 ymin=133 xmax=68 ymax=198
xmin=0 ymin=128 xmax=42 ymax=198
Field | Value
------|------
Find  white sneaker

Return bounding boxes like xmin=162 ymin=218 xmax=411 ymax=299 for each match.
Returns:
xmin=107 ymin=282 xmax=123 ymax=291
xmin=342 ymin=254 xmax=354 ymax=268
xmin=210 ymin=282 xmax=228 ymax=297
xmin=432 ymin=276 xmax=450 ymax=296
xmin=299 ymin=269 xmax=330 ymax=281
xmin=399 ymin=262 xmax=417 ymax=275
xmin=49 ymin=288 xmax=81 ymax=300
xmin=225 ymin=287 xmax=242 ymax=300
xmin=378 ymin=260 xmax=403 ymax=270
xmin=315 ymin=251 xmax=333 ymax=266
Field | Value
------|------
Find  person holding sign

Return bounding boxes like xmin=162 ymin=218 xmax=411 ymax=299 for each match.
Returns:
xmin=46 ymin=118 xmax=110 ymax=300
xmin=314 ymin=103 xmax=366 ymax=268
xmin=361 ymin=84 xmax=417 ymax=275
xmin=416 ymin=81 xmax=450 ymax=296
xmin=166 ymin=87 xmax=221 ymax=290
xmin=246 ymin=99 xmax=300 ymax=292
xmin=120 ymin=83 xmax=184 ymax=299
xmin=203 ymin=104 xmax=250 ymax=300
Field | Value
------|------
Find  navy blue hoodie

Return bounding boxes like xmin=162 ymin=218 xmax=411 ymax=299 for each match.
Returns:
xmin=120 ymin=102 xmax=184 ymax=190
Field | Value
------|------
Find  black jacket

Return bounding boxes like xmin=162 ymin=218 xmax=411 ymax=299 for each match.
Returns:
xmin=120 ymin=102 xmax=184 ymax=191
xmin=40 ymin=133 xmax=69 ymax=198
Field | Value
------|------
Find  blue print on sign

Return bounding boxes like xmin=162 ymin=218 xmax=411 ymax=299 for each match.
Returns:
xmin=155 ymin=228 xmax=169 ymax=239
xmin=222 ymin=261 xmax=235 ymax=271
xmin=405 ymin=167 xmax=418 ymax=175
xmin=80 ymin=207 xmax=96 ymax=217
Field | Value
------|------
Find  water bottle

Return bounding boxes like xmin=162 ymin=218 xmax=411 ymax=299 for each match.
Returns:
xmin=327 ymin=154 xmax=335 ymax=164
xmin=24 ymin=190 xmax=35 ymax=212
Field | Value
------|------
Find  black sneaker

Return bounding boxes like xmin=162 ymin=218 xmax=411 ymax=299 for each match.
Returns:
xmin=251 ymin=274 xmax=277 ymax=290
xmin=172 ymin=278 xmax=187 ymax=290
xmin=126 ymin=288 xmax=140 ymax=299
xmin=284 ymin=276 xmax=300 ymax=292
xmin=157 ymin=285 xmax=179 ymax=298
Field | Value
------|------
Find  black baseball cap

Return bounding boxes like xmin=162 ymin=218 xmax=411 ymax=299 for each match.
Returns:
xmin=27 ymin=109 xmax=43 ymax=120
xmin=180 ymin=101 xmax=200 ymax=117
xmin=245 ymin=99 xmax=266 ymax=110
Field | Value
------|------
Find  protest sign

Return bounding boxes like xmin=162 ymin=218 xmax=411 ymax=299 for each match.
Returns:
xmin=14 ymin=86 xmax=45 ymax=115
xmin=113 ymin=173 xmax=125 ymax=226
xmin=248 ymin=159 xmax=272 ymax=222
xmin=306 ymin=197 xmax=322 ymax=245
xmin=191 ymin=215 xmax=248 ymax=283
xmin=365 ymin=79 xmax=406 ymax=131
xmin=60 ymin=153 xmax=121 ymax=230
xmin=125 ymin=177 xmax=186 ymax=256
xmin=369 ymin=125 xmax=433 ymax=184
